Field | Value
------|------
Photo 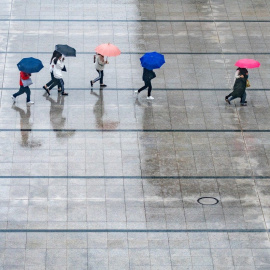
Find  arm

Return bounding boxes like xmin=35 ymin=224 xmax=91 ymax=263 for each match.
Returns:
xmin=56 ymin=59 xmax=64 ymax=69
xmin=235 ymin=70 xmax=240 ymax=79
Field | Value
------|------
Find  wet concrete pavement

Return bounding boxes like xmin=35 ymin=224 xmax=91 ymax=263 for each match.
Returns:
xmin=1 ymin=0 xmax=270 ymax=269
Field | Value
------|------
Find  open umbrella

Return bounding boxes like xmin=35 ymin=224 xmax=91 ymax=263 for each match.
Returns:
xmin=95 ymin=43 xmax=121 ymax=57
xmin=235 ymin=59 xmax=260 ymax=69
xmin=140 ymin=52 xmax=165 ymax=70
xmin=17 ymin=57 xmax=44 ymax=73
xmin=55 ymin=44 xmax=76 ymax=57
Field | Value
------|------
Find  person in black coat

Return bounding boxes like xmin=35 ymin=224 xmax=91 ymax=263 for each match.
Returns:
xmin=135 ymin=68 xmax=156 ymax=100
xmin=225 ymin=68 xmax=248 ymax=106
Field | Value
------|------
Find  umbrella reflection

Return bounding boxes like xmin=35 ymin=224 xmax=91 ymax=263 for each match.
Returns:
xmin=12 ymin=105 xmax=41 ymax=148
xmin=91 ymin=89 xmax=119 ymax=129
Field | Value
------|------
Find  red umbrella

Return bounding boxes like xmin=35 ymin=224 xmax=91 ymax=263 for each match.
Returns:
xmin=235 ymin=59 xmax=260 ymax=69
xmin=95 ymin=43 xmax=121 ymax=57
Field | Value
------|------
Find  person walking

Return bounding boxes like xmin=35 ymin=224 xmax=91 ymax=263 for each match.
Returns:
xmin=225 ymin=68 xmax=248 ymax=106
xmin=90 ymin=54 xmax=108 ymax=88
xmin=225 ymin=68 xmax=248 ymax=102
xmin=12 ymin=71 xmax=34 ymax=104
xmin=43 ymin=50 xmax=62 ymax=95
xmin=134 ymin=68 xmax=156 ymax=100
xmin=52 ymin=54 xmax=68 ymax=96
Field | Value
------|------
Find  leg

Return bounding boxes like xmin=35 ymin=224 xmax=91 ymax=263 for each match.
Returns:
xmin=225 ymin=92 xmax=233 ymax=99
xmin=93 ymin=70 xmax=102 ymax=83
xmin=45 ymin=73 xmax=55 ymax=88
xmin=240 ymin=92 xmax=247 ymax=104
xmin=48 ymin=78 xmax=59 ymax=90
xmin=59 ymin=79 xmax=68 ymax=95
xmin=138 ymin=83 xmax=148 ymax=93
xmin=24 ymin=86 xmax=31 ymax=102
xmin=100 ymin=70 xmax=104 ymax=85
xmin=13 ymin=86 xmax=26 ymax=98
xmin=147 ymin=81 xmax=152 ymax=97
xmin=228 ymin=96 xmax=237 ymax=102
xmin=57 ymin=80 xmax=61 ymax=91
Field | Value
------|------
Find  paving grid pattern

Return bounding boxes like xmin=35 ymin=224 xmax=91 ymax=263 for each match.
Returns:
xmin=1 ymin=0 xmax=270 ymax=269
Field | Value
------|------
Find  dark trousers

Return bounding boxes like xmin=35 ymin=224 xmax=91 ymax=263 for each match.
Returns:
xmin=58 ymin=79 xmax=65 ymax=94
xmin=46 ymin=73 xmax=61 ymax=90
xmin=228 ymin=92 xmax=247 ymax=104
xmin=93 ymin=70 xmax=104 ymax=84
xmin=13 ymin=86 xmax=31 ymax=102
xmin=138 ymin=80 xmax=152 ymax=97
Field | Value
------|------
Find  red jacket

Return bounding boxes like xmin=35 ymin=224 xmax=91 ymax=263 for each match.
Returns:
xmin=19 ymin=72 xmax=30 ymax=86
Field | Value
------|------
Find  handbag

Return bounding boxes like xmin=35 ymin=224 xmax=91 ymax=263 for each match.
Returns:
xmin=62 ymin=66 xmax=67 ymax=72
xmin=21 ymin=78 xmax=33 ymax=87
xmin=246 ymin=79 xmax=250 ymax=87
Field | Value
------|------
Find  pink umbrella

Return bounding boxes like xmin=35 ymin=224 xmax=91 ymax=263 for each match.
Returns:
xmin=95 ymin=43 xmax=121 ymax=57
xmin=235 ymin=59 xmax=260 ymax=69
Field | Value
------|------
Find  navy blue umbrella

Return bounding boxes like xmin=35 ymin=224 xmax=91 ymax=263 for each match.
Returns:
xmin=17 ymin=57 xmax=44 ymax=73
xmin=55 ymin=44 xmax=76 ymax=57
xmin=140 ymin=52 xmax=165 ymax=70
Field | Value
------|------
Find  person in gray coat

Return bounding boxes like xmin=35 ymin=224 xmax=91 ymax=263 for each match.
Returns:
xmin=90 ymin=54 xmax=108 ymax=88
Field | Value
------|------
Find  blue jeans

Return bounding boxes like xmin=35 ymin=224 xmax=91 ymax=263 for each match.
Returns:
xmin=13 ymin=86 xmax=31 ymax=102
xmin=228 ymin=92 xmax=246 ymax=104
xmin=59 ymin=79 xmax=65 ymax=94
xmin=93 ymin=70 xmax=104 ymax=84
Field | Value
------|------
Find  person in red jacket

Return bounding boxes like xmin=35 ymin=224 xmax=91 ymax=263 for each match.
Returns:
xmin=12 ymin=71 xmax=34 ymax=104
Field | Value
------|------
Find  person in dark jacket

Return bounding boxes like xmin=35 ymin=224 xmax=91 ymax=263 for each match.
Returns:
xmin=134 ymin=68 xmax=156 ymax=100
xmin=225 ymin=68 xmax=248 ymax=106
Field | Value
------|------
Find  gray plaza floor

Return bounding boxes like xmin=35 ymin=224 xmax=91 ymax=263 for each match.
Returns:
xmin=1 ymin=0 xmax=270 ymax=269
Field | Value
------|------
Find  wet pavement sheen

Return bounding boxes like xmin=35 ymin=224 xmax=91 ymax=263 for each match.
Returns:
xmin=1 ymin=0 xmax=270 ymax=269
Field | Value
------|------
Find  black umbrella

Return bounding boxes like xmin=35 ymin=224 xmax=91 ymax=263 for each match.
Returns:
xmin=55 ymin=44 xmax=76 ymax=57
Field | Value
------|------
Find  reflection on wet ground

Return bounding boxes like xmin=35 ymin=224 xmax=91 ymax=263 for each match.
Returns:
xmin=1 ymin=0 xmax=270 ymax=269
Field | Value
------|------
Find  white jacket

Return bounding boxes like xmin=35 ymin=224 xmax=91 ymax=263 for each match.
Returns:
xmin=53 ymin=58 xmax=65 ymax=79
xmin=49 ymin=60 xmax=54 ymax=73
xmin=95 ymin=55 xmax=106 ymax=71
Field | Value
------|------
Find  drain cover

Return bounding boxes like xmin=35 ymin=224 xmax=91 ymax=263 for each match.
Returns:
xmin=197 ymin=197 xmax=219 ymax=205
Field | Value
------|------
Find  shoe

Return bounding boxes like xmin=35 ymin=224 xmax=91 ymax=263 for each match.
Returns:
xmin=27 ymin=101 xmax=34 ymax=105
xmin=58 ymin=89 xmax=61 ymax=92
xmin=90 ymin=81 xmax=93 ymax=87
xmin=11 ymin=96 xmax=16 ymax=102
xmin=134 ymin=90 xmax=138 ymax=94
xmin=100 ymin=84 xmax=107 ymax=87
xmin=225 ymin=98 xmax=231 ymax=105
xmin=147 ymin=96 xmax=154 ymax=100
xmin=43 ymin=86 xmax=50 ymax=95
xmin=241 ymin=102 xmax=247 ymax=106
xmin=62 ymin=92 xmax=69 ymax=96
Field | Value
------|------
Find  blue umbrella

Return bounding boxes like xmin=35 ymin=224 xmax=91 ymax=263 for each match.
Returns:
xmin=140 ymin=52 xmax=165 ymax=70
xmin=17 ymin=57 xmax=44 ymax=73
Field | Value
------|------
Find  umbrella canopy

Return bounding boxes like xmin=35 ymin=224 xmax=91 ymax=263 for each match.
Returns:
xmin=140 ymin=52 xmax=165 ymax=70
xmin=95 ymin=43 xmax=121 ymax=57
xmin=17 ymin=57 xmax=44 ymax=73
xmin=55 ymin=44 xmax=76 ymax=57
xmin=235 ymin=59 xmax=260 ymax=69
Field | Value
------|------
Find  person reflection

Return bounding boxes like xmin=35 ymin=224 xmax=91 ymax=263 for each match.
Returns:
xmin=44 ymin=93 xmax=75 ymax=137
xmin=12 ymin=104 xmax=41 ymax=148
xmin=91 ymin=89 xmax=119 ymax=129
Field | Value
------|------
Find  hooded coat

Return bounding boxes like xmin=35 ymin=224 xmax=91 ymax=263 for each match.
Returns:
xmin=231 ymin=76 xmax=247 ymax=98
xmin=142 ymin=68 xmax=156 ymax=82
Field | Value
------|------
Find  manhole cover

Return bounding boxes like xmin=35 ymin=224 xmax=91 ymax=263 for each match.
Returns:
xmin=197 ymin=197 xmax=219 ymax=205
